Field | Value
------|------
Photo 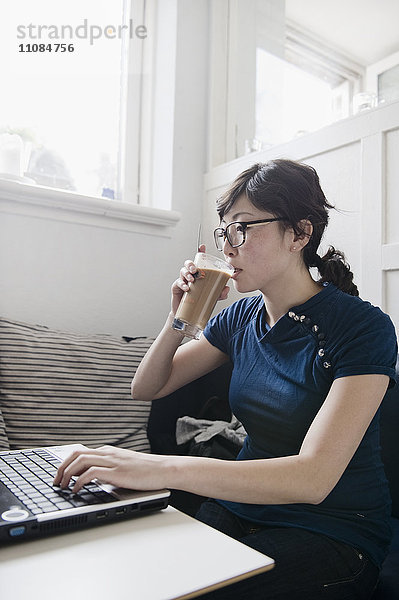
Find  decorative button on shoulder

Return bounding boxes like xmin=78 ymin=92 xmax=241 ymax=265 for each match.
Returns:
xmin=288 ymin=311 xmax=307 ymax=323
xmin=288 ymin=311 xmax=331 ymax=368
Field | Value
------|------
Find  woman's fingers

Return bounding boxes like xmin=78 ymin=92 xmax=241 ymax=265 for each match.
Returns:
xmin=218 ymin=285 xmax=230 ymax=301
xmin=70 ymin=466 xmax=111 ymax=494
xmin=54 ymin=449 xmax=109 ymax=489
xmin=183 ymin=261 xmax=199 ymax=280
xmin=170 ymin=245 xmax=208 ymax=313
xmin=171 ymin=261 xmax=199 ymax=307
xmin=53 ymin=447 xmax=88 ymax=486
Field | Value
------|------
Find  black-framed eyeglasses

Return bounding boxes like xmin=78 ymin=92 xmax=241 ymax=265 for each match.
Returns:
xmin=213 ymin=218 xmax=284 ymax=251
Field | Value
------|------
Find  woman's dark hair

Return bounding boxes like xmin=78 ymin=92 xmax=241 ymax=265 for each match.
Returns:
xmin=217 ymin=159 xmax=358 ymax=296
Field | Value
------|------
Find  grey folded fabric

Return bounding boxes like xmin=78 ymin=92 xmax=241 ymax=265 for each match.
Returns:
xmin=176 ymin=415 xmax=246 ymax=446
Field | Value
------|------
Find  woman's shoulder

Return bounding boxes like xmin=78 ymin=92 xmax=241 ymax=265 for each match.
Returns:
xmin=204 ymin=295 xmax=263 ymax=352
xmin=321 ymin=286 xmax=398 ymax=383
xmin=221 ymin=294 xmax=263 ymax=323
xmin=208 ymin=295 xmax=262 ymax=338
xmin=324 ymin=286 xmax=397 ymax=349
xmin=332 ymin=288 xmax=393 ymax=329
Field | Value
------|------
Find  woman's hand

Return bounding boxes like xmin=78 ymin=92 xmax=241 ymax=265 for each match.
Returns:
xmin=53 ymin=445 xmax=169 ymax=493
xmin=170 ymin=244 xmax=230 ymax=315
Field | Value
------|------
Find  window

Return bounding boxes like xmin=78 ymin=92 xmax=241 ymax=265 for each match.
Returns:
xmin=208 ymin=0 xmax=365 ymax=166
xmin=366 ymin=50 xmax=399 ymax=107
xmin=0 ymin=0 xmax=147 ymax=202
xmin=255 ymin=21 xmax=363 ymax=148
xmin=256 ymin=48 xmax=333 ymax=147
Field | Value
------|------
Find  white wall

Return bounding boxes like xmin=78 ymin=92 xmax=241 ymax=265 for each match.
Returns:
xmin=0 ymin=0 xmax=210 ymax=337
xmin=202 ymin=101 xmax=399 ymax=336
xmin=2 ymin=3 xmax=399 ymax=341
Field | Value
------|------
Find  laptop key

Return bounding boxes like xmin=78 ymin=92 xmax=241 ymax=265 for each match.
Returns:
xmin=30 ymin=507 xmax=43 ymax=515
xmin=54 ymin=500 xmax=74 ymax=509
xmin=37 ymin=502 xmax=55 ymax=512
xmin=69 ymin=497 xmax=89 ymax=507
xmin=79 ymin=492 xmax=99 ymax=502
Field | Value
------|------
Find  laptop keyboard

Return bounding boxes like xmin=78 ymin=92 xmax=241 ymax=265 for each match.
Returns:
xmin=0 ymin=449 xmax=115 ymax=515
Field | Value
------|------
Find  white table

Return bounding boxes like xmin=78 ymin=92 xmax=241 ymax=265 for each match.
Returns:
xmin=0 ymin=506 xmax=274 ymax=600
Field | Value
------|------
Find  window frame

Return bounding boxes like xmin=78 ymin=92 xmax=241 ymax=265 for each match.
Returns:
xmin=0 ymin=0 xmax=181 ymax=230
xmin=119 ymin=0 xmax=179 ymax=213
xmin=366 ymin=50 xmax=399 ymax=105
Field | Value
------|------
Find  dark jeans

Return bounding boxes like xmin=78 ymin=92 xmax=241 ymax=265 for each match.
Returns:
xmin=196 ymin=500 xmax=380 ymax=600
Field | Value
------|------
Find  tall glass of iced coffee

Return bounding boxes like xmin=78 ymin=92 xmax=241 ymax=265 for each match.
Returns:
xmin=172 ymin=252 xmax=234 ymax=339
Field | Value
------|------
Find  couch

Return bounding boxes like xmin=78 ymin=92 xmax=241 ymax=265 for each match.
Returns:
xmin=0 ymin=317 xmax=397 ymax=598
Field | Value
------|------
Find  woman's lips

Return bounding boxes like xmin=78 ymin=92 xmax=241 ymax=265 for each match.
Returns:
xmin=231 ymin=268 xmax=242 ymax=280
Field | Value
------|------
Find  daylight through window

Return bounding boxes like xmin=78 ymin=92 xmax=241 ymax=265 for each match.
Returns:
xmin=0 ymin=0 xmax=126 ymax=199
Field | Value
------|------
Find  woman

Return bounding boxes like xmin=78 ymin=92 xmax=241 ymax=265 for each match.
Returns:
xmin=55 ymin=159 xmax=397 ymax=599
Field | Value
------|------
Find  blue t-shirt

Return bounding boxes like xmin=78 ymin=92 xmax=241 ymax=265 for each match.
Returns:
xmin=203 ymin=283 xmax=398 ymax=567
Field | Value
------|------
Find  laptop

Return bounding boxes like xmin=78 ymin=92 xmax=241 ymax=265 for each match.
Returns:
xmin=0 ymin=444 xmax=170 ymax=543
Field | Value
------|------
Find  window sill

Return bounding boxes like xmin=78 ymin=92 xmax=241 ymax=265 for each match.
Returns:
xmin=0 ymin=179 xmax=181 ymax=235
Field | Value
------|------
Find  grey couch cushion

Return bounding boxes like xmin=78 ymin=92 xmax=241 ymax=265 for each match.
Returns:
xmin=0 ymin=317 xmax=154 ymax=452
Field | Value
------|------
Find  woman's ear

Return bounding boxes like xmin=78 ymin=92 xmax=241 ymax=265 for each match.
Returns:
xmin=293 ymin=219 xmax=313 ymax=249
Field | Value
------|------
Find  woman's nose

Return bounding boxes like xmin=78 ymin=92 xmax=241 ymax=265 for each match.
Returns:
xmin=223 ymin=236 xmax=236 ymax=256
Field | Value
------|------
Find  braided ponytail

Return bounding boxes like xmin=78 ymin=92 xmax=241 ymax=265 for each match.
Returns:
xmin=310 ymin=247 xmax=358 ymax=296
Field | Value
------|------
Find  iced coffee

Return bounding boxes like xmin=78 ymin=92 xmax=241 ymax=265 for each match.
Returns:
xmin=172 ymin=253 xmax=233 ymax=339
